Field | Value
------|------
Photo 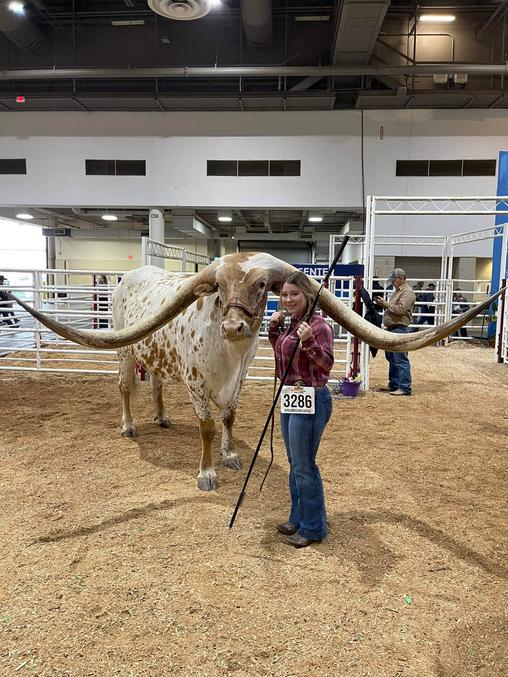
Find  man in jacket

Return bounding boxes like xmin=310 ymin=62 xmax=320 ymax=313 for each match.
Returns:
xmin=374 ymin=268 xmax=415 ymax=396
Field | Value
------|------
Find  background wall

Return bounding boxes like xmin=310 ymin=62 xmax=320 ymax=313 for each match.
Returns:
xmin=1 ymin=109 xmax=506 ymax=261
xmin=54 ymin=236 xmax=209 ymax=272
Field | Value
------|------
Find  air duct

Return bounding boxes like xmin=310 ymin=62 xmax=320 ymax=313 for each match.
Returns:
xmin=172 ymin=209 xmax=213 ymax=238
xmin=147 ymin=0 xmax=212 ymax=21
xmin=241 ymin=0 xmax=272 ymax=51
xmin=0 ymin=1 xmax=50 ymax=59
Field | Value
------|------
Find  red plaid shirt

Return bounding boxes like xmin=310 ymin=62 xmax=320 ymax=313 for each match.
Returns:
xmin=269 ymin=313 xmax=334 ymax=387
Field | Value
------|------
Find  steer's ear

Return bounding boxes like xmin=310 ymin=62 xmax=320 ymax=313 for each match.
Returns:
xmin=194 ymin=282 xmax=218 ymax=298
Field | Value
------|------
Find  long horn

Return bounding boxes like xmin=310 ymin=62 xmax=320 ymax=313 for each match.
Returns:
xmin=315 ymin=284 xmax=504 ymax=351
xmin=273 ymin=261 xmax=503 ymax=351
xmin=9 ymin=263 xmax=218 ymax=349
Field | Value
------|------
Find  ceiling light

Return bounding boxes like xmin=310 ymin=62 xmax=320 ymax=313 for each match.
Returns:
xmin=295 ymin=16 xmax=330 ymax=22
xmin=16 ymin=212 xmax=34 ymax=220
xmin=419 ymin=14 xmax=456 ymax=23
xmin=208 ymin=0 xmax=222 ymax=8
xmin=8 ymin=2 xmax=25 ymax=14
xmin=308 ymin=213 xmax=323 ymax=223
xmin=102 ymin=214 xmax=118 ymax=221
xmin=111 ymin=19 xmax=145 ymax=26
xmin=218 ymin=209 xmax=232 ymax=223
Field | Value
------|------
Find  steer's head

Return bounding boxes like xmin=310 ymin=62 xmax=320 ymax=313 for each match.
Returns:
xmin=194 ymin=253 xmax=288 ymax=341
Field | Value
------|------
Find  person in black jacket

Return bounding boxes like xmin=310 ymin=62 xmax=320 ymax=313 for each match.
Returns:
xmin=417 ymin=282 xmax=436 ymax=326
xmin=0 ymin=275 xmax=19 ymax=326
xmin=360 ymin=286 xmax=382 ymax=357
xmin=452 ymin=289 xmax=469 ymax=337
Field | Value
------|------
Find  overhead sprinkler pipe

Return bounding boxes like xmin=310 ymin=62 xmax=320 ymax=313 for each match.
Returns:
xmin=2 ymin=63 xmax=508 ymax=80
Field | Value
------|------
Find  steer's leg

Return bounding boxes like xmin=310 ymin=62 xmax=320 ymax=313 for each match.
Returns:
xmin=151 ymin=375 xmax=171 ymax=428
xmin=197 ymin=417 xmax=218 ymax=491
xmin=118 ymin=351 xmax=136 ymax=437
xmin=220 ymin=408 xmax=242 ymax=470
xmin=188 ymin=384 xmax=218 ymax=490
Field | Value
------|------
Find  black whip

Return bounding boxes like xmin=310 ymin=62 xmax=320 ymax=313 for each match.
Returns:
xmin=228 ymin=236 xmax=350 ymax=529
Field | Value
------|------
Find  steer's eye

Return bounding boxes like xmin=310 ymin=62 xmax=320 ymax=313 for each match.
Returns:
xmin=259 ymin=281 xmax=266 ymax=290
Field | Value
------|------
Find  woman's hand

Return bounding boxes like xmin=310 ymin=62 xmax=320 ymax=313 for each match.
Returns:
xmin=297 ymin=321 xmax=312 ymax=342
xmin=269 ymin=311 xmax=285 ymax=328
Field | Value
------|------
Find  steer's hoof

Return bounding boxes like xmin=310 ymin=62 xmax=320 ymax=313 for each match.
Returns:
xmin=121 ymin=427 xmax=136 ymax=438
xmin=197 ymin=472 xmax=218 ymax=491
xmin=154 ymin=416 xmax=171 ymax=429
xmin=223 ymin=453 xmax=242 ymax=470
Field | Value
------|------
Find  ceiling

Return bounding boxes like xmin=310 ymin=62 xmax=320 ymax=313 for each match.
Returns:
xmin=0 ymin=205 xmax=360 ymax=240
xmin=0 ymin=0 xmax=507 ymax=112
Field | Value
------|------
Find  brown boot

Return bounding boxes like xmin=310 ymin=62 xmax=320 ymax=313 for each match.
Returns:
xmin=283 ymin=533 xmax=322 ymax=548
xmin=276 ymin=521 xmax=298 ymax=535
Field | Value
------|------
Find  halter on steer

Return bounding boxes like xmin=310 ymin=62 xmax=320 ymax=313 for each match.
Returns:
xmin=223 ymin=296 xmax=267 ymax=322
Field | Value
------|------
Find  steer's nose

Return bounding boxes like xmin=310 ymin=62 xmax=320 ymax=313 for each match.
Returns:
xmin=221 ymin=319 xmax=251 ymax=341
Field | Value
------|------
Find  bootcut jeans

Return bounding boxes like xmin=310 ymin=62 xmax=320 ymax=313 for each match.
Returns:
xmin=280 ymin=385 xmax=332 ymax=541
xmin=385 ymin=326 xmax=412 ymax=394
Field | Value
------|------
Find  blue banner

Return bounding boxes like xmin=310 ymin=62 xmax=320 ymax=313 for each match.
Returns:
xmin=292 ymin=263 xmax=364 ymax=278
xmin=489 ymin=151 xmax=508 ymax=336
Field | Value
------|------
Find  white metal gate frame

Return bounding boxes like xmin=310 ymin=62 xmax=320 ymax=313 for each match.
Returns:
xmin=1 ymin=242 xmax=357 ymax=381
xmin=329 ymin=196 xmax=508 ymax=387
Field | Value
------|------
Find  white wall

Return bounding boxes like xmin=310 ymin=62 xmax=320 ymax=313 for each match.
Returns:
xmin=54 ymin=236 xmax=209 ymax=272
xmin=1 ymin=109 xmax=506 ymax=258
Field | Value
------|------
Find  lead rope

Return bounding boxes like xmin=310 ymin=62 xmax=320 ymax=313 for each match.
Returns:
xmin=258 ymin=369 xmax=278 ymax=493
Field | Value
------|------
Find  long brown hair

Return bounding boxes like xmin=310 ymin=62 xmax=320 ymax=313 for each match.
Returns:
xmin=282 ymin=271 xmax=316 ymax=316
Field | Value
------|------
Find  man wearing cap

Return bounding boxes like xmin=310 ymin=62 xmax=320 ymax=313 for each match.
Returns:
xmin=374 ymin=268 xmax=415 ymax=396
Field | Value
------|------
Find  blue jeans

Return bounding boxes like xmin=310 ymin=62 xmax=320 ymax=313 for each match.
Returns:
xmin=385 ymin=326 xmax=412 ymax=393
xmin=280 ymin=386 xmax=332 ymax=541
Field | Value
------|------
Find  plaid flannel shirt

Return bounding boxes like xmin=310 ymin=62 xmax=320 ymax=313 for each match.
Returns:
xmin=268 ymin=313 xmax=334 ymax=387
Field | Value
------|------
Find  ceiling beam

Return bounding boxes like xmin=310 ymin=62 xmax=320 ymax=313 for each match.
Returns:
xmin=2 ymin=64 xmax=508 ymax=80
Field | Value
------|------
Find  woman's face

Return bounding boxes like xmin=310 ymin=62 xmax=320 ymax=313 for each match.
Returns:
xmin=281 ymin=282 xmax=307 ymax=318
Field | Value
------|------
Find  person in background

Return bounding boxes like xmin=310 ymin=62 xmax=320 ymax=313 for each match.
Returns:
xmin=97 ymin=274 xmax=109 ymax=329
xmin=418 ymin=282 xmax=436 ymax=326
xmin=372 ymin=277 xmax=385 ymax=305
xmin=0 ymin=275 xmax=19 ymax=327
xmin=452 ymin=288 xmax=469 ymax=338
xmin=268 ymin=271 xmax=334 ymax=549
xmin=375 ymin=268 xmax=415 ymax=396
xmin=412 ymin=281 xmax=424 ymax=324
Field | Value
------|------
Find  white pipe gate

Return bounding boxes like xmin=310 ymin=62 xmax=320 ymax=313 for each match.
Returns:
xmin=330 ymin=196 xmax=508 ymax=385
xmin=0 ymin=240 xmax=361 ymax=382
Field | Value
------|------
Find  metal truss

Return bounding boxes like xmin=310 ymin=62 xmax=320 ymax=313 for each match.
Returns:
xmin=142 ymin=237 xmax=211 ymax=269
xmin=451 ymin=225 xmax=504 ymax=246
xmin=145 ymin=240 xmax=189 ymax=260
xmin=347 ymin=234 xmax=445 ymax=246
xmin=374 ymin=196 xmax=508 ymax=216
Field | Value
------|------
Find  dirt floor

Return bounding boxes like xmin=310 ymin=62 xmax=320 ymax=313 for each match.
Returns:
xmin=0 ymin=344 xmax=507 ymax=677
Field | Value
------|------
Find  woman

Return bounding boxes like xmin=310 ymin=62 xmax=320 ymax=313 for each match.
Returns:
xmin=268 ymin=271 xmax=334 ymax=548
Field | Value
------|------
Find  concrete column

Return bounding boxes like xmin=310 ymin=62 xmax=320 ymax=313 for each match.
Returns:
xmin=149 ymin=208 xmax=165 ymax=269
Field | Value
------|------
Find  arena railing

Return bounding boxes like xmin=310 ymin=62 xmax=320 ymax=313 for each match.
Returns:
xmin=0 ymin=267 xmax=360 ymax=383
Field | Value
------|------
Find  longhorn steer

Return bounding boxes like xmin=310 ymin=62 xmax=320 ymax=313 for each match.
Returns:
xmin=113 ymin=263 xmax=268 ymax=490
xmin=11 ymin=253 xmax=503 ymax=491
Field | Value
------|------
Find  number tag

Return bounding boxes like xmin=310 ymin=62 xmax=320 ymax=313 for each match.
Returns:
xmin=280 ymin=385 xmax=315 ymax=415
